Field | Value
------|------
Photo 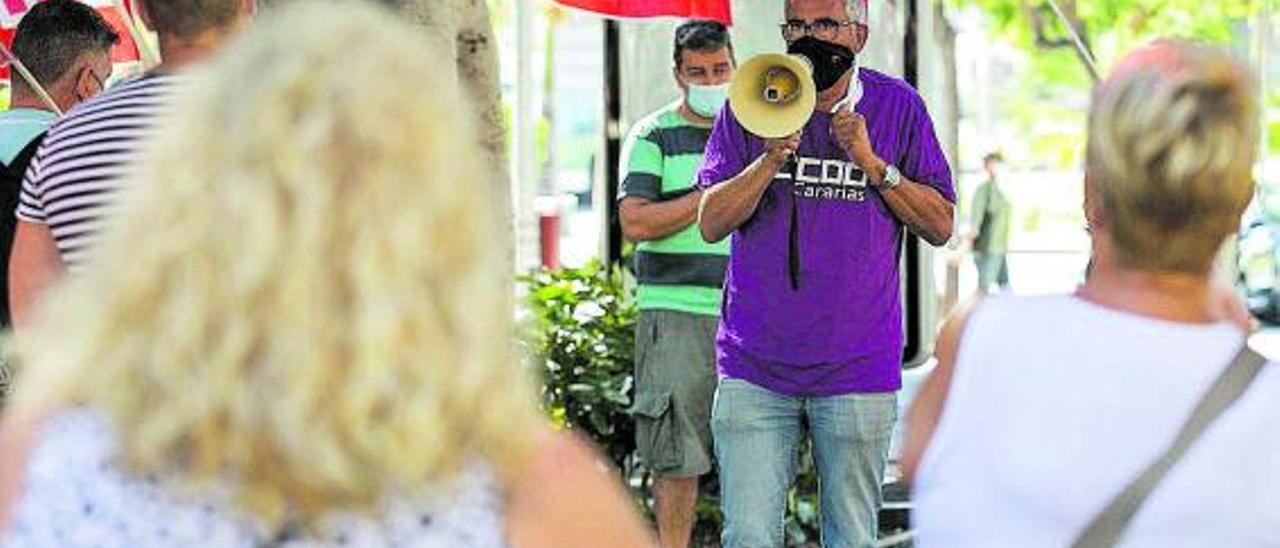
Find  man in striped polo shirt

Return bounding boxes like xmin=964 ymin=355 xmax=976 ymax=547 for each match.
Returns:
xmin=0 ymin=0 xmax=120 ymax=330
xmin=8 ymin=0 xmax=247 ymax=328
xmin=618 ymin=20 xmax=734 ymax=548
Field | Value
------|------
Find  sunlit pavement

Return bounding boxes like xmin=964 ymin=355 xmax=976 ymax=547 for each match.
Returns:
xmin=1250 ymin=325 xmax=1280 ymax=359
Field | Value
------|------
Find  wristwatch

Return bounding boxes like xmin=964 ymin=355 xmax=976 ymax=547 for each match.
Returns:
xmin=878 ymin=163 xmax=902 ymax=190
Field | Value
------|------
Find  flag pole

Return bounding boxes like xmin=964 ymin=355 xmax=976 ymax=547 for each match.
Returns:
xmin=0 ymin=43 xmax=61 ymax=116
xmin=109 ymin=0 xmax=158 ymax=68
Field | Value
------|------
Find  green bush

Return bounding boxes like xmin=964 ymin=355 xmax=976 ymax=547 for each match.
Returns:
xmin=519 ymin=260 xmax=825 ymax=546
xmin=520 ymin=260 xmax=638 ymax=469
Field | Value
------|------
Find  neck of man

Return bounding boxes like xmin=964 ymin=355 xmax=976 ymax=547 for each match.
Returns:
xmin=9 ymin=86 xmax=69 ymax=113
xmin=1077 ymin=237 xmax=1217 ymax=324
xmin=815 ymin=69 xmax=854 ymax=113
xmin=677 ymin=101 xmax=715 ymax=127
xmin=152 ymin=28 xmax=232 ymax=74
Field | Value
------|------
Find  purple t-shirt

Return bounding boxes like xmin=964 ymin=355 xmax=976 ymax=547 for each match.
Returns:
xmin=697 ymin=68 xmax=954 ymax=397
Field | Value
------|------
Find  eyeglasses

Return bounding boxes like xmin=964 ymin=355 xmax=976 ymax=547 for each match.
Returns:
xmin=779 ymin=18 xmax=854 ymax=41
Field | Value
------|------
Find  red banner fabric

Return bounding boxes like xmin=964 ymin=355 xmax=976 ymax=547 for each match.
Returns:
xmin=554 ymin=0 xmax=731 ymax=25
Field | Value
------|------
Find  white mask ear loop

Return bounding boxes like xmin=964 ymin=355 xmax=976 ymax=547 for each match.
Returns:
xmin=830 ymin=58 xmax=862 ymax=113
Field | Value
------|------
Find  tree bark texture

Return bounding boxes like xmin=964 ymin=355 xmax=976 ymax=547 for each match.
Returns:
xmin=403 ymin=0 xmax=514 ymax=263
xmin=261 ymin=0 xmax=515 ymax=265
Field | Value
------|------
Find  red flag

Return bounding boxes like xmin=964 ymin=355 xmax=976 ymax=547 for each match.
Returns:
xmin=554 ymin=0 xmax=731 ymax=25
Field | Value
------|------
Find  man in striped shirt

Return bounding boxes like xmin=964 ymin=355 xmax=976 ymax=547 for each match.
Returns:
xmin=8 ymin=0 xmax=247 ymax=328
xmin=0 ymin=0 xmax=120 ymax=330
xmin=618 ymin=20 xmax=734 ymax=548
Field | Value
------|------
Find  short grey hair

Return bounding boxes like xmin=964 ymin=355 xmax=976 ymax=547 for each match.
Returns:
xmin=1087 ymin=40 xmax=1257 ymax=274
xmin=784 ymin=0 xmax=866 ymax=24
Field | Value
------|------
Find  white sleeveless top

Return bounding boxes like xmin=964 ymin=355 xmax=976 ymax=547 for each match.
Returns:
xmin=2 ymin=409 xmax=509 ymax=547
xmin=913 ymin=295 xmax=1280 ymax=548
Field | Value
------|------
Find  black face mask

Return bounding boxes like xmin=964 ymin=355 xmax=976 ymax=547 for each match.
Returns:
xmin=787 ymin=36 xmax=856 ymax=92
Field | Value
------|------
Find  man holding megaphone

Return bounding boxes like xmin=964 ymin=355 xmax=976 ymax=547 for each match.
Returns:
xmin=696 ymin=0 xmax=955 ymax=546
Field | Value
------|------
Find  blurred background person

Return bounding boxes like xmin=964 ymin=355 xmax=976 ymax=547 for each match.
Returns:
xmin=617 ymin=19 xmax=733 ymax=548
xmin=904 ymin=41 xmax=1279 ymax=546
xmin=968 ymin=151 xmax=1011 ymax=294
xmin=0 ymin=0 xmax=119 ymax=329
xmin=7 ymin=0 xmax=246 ymax=330
xmin=0 ymin=2 xmax=653 ymax=546
xmin=0 ymin=0 xmax=119 ymax=408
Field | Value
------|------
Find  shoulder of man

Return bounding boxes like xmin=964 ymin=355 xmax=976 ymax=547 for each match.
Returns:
xmin=860 ymin=67 xmax=929 ymax=111
xmin=45 ymin=74 xmax=183 ymax=140
xmin=624 ymin=102 xmax=682 ymax=142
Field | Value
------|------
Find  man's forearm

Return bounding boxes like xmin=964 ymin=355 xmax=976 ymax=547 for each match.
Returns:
xmin=619 ymin=192 xmax=702 ymax=242
xmin=8 ymin=222 xmax=63 ymax=331
xmin=698 ymin=156 xmax=783 ymax=243
xmin=865 ymin=160 xmax=954 ymax=246
xmin=878 ymin=179 xmax=954 ymax=246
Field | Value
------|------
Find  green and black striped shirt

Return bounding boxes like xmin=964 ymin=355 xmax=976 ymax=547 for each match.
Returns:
xmin=618 ymin=102 xmax=729 ymax=317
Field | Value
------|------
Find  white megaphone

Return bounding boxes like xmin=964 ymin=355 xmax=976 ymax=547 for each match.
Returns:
xmin=728 ymin=53 xmax=817 ymax=139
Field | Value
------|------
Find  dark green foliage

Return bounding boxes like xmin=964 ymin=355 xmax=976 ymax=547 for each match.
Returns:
xmin=519 ymin=260 xmax=826 ymax=545
xmin=520 ymin=260 xmax=638 ymax=468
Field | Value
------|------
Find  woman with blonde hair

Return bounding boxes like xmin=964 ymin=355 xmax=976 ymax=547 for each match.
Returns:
xmin=905 ymin=41 xmax=1280 ymax=546
xmin=0 ymin=2 xmax=653 ymax=546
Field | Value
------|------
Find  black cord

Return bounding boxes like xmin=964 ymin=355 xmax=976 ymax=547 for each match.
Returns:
xmin=786 ymin=155 xmax=801 ymax=291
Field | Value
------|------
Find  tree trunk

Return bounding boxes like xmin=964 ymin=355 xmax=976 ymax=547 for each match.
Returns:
xmin=1021 ymin=0 xmax=1100 ymax=82
xmin=540 ymin=12 xmax=558 ymax=197
xmin=261 ymin=0 xmax=516 ymax=265
xmin=339 ymin=0 xmax=514 ymax=265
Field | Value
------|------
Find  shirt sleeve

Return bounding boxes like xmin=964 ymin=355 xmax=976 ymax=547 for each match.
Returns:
xmin=900 ymin=95 xmax=956 ymax=204
xmin=970 ymin=183 xmax=989 ymax=234
xmin=16 ymin=143 xmax=49 ymax=224
xmin=618 ymin=122 xmax=663 ymax=202
xmin=697 ymin=105 xmax=750 ymax=190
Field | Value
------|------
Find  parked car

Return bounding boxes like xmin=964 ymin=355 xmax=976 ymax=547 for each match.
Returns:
xmin=1237 ymin=187 xmax=1280 ymax=322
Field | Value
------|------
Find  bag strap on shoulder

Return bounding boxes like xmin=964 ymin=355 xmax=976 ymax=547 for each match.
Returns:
xmin=5 ymin=131 xmax=46 ymax=181
xmin=1071 ymin=343 xmax=1268 ymax=548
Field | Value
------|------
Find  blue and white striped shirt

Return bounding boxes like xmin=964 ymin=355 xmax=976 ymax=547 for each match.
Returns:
xmin=17 ymin=73 xmax=183 ymax=271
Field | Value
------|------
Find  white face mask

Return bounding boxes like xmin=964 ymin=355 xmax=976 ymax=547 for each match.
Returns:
xmin=685 ymin=83 xmax=730 ymax=118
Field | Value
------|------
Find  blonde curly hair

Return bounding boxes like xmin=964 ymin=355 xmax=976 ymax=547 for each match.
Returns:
xmin=1087 ymin=41 xmax=1258 ymax=274
xmin=11 ymin=0 xmax=539 ymax=527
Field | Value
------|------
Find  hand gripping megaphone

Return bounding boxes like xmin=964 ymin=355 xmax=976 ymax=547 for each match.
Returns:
xmin=728 ymin=53 xmax=817 ymax=139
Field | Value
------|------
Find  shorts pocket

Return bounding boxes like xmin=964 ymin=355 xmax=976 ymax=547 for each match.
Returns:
xmin=630 ymin=391 xmax=680 ymax=472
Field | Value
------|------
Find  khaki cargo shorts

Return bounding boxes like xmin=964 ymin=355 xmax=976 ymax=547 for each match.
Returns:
xmin=629 ymin=309 xmax=719 ymax=478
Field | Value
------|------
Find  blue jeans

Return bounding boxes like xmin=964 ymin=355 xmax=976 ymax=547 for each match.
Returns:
xmin=712 ymin=378 xmax=897 ymax=548
xmin=974 ymin=252 xmax=1010 ymax=291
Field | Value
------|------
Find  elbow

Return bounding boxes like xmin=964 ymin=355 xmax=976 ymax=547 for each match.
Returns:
xmin=699 ymin=227 xmax=720 ymax=244
xmin=620 ymin=224 xmax=645 ymax=243
xmin=925 ymin=224 xmax=953 ymax=247
xmin=698 ymin=217 xmax=726 ymax=244
xmin=923 ymin=207 xmax=955 ymax=246
xmin=619 ymin=217 xmax=651 ymax=243
xmin=696 ymin=197 xmax=726 ymax=243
